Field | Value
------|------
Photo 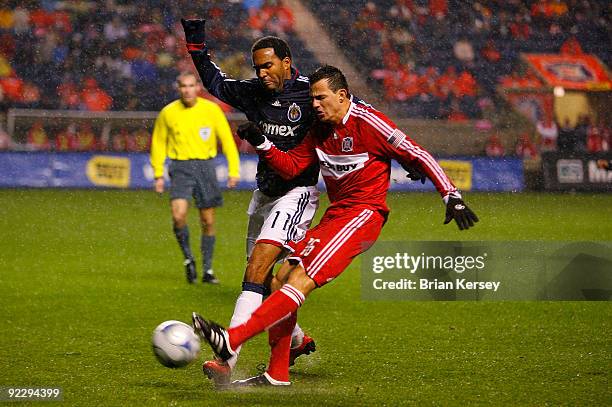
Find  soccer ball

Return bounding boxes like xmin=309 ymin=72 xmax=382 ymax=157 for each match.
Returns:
xmin=151 ymin=320 xmax=200 ymax=368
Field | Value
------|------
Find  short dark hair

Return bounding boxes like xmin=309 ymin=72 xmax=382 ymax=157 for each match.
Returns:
xmin=251 ymin=36 xmax=292 ymax=60
xmin=308 ymin=65 xmax=349 ymax=93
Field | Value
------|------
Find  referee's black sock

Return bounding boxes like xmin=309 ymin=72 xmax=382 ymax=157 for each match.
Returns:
xmin=173 ymin=225 xmax=193 ymax=261
xmin=201 ymin=235 xmax=215 ymax=273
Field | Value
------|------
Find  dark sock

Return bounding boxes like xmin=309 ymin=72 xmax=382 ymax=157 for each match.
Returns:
xmin=201 ymin=235 xmax=215 ymax=272
xmin=173 ymin=225 xmax=192 ymax=260
xmin=242 ymin=281 xmax=266 ymax=295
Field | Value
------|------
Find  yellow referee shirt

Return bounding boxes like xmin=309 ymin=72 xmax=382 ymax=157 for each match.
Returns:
xmin=150 ymin=97 xmax=240 ymax=179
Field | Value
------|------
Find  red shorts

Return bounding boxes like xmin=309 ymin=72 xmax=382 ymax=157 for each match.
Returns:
xmin=287 ymin=207 xmax=385 ymax=287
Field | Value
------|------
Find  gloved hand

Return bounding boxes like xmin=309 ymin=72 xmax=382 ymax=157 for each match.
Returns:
xmin=444 ymin=195 xmax=478 ymax=230
xmin=400 ymin=162 xmax=426 ymax=184
xmin=180 ymin=18 xmax=206 ymax=51
xmin=237 ymin=122 xmax=265 ymax=147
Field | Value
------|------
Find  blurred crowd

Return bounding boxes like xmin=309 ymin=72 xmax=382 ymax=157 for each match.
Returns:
xmin=1 ymin=111 xmax=605 ymax=157
xmin=308 ymin=0 xmax=610 ymax=119
xmin=4 ymin=121 xmax=153 ymax=152
xmin=0 ymin=0 xmax=609 ymax=157
xmin=484 ymin=115 xmax=610 ymax=159
xmin=0 ymin=0 xmax=309 ymax=112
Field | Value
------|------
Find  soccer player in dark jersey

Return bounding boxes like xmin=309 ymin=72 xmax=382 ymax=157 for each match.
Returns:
xmin=181 ymin=18 xmax=319 ymax=386
xmin=192 ymin=65 xmax=478 ymax=387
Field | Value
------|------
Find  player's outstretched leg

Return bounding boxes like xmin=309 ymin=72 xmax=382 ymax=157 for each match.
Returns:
xmin=231 ymin=311 xmax=303 ymax=387
xmin=202 ymin=289 xmax=315 ymax=385
xmin=202 ymin=242 xmax=316 ymax=386
xmin=195 ymin=283 xmax=306 ymax=360
xmin=271 ymin=260 xmax=316 ymax=366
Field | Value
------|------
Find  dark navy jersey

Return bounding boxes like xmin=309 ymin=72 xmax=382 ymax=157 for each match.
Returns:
xmin=190 ymin=49 xmax=318 ymax=197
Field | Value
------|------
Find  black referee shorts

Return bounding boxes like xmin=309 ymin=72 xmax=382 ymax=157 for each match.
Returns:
xmin=168 ymin=159 xmax=223 ymax=209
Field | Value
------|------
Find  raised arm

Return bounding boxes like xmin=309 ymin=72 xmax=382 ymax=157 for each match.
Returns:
xmin=181 ymin=19 xmax=255 ymax=112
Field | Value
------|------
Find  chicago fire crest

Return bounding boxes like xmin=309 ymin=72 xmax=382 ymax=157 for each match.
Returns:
xmin=341 ymin=137 xmax=353 ymax=152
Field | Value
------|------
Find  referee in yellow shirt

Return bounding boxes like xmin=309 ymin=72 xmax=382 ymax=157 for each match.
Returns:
xmin=151 ymin=72 xmax=240 ymax=284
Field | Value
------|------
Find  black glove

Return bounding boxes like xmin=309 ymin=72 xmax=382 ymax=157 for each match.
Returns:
xmin=400 ymin=162 xmax=426 ymax=184
xmin=180 ymin=18 xmax=206 ymax=51
xmin=237 ymin=122 xmax=265 ymax=147
xmin=444 ymin=195 xmax=478 ymax=230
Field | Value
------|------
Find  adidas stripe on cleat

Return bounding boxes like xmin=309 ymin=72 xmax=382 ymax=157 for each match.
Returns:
xmin=191 ymin=312 xmax=236 ymax=361
xmin=231 ymin=372 xmax=291 ymax=387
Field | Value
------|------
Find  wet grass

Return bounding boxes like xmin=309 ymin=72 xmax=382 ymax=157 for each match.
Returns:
xmin=0 ymin=190 xmax=610 ymax=405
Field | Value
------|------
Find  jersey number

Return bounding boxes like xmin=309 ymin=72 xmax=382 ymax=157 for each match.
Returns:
xmin=300 ymin=238 xmax=320 ymax=257
xmin=271 ymin=211 xmax=292 ymax=230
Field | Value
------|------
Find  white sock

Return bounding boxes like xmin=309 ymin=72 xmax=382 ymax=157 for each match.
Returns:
xmin=227 ymin=290 xmax=263 ymax=369
xmin=290 ymin=323 xmax=305 ymax=349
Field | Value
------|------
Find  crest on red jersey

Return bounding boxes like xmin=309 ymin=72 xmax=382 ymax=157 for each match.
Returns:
xmin=341 ymin=137 xmax=353 ymax=152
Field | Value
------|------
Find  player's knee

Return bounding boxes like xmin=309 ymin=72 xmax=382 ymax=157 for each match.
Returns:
xmin=274 ymin=261 xmax=293 ymax=284
xmin=270 ymin=276 xmax=283 ymax=292
xmin=286 ymin=267 xmax=316 ymax=296
xmin=199 ymin=211 xmax=215 ymax=233
xmin=172 ymin=215 xmax=187 ymax=228
xmin=244 ymin=244 xmax=281 ymax=283
xmin=201 ymin=221 xmax=215 ymax=235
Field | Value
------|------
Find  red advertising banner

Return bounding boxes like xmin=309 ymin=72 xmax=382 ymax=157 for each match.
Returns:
xmin=523 ymin=54 xmax=612 ymax=91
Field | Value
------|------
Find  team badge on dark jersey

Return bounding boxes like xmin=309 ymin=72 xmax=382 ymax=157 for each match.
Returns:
xmin=287 ymin=102 xmax=302 ymax=123
xmin=341 ymin=137 xmax=353 ymax=152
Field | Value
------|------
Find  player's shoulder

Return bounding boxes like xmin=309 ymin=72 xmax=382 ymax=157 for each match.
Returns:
xmin=288 ymin=74 xmax=310 ymax=92
xmin=351 ymin=97 xmax=380 ymax=116
xmin=349 ymin=100 xmax=396 ymax=136
xmin=238 ymin=78 xmax=273 ymax=100
xmin=241 ymin=78 xmax=262 ymax=88
xmin=295 ymin=74 xmax=310 ymax=85
xmin=220 ymin=76 xmax=261 ymax=94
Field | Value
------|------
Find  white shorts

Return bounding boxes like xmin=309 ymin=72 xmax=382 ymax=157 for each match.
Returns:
xmin=246 ymin=186 xmax=320 ymax=258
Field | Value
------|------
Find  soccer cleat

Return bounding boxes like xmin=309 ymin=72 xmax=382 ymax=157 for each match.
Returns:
xmin=202 ymin=270 xmax=219 ymax=284
xmin=184 ymin=258 xmax=197 ymax=283
xmin=202 ymin=359 xmax=231 ymax=388
xmin=289 ymin=334 xmax=316 ymax=366
xmin=231 ymin=372 xmax=291 ymax=387
xmin=191 ymin=312 xmax=236 ymax=361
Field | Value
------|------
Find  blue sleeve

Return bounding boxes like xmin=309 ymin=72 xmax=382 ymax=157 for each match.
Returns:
xmin=189 ymin=49 xmax=256 ymax=113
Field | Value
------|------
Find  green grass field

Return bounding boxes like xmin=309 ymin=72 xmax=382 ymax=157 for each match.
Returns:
xmin=0 ymin=190 xmax=610 ymax=406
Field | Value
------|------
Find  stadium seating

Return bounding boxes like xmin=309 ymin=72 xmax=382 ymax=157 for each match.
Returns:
xmin=0 ymin=1 xmax=609 ymax=155
xmin=0 ymin=0 xmax=319 ymax=113
xmin=305 ymin=0 xmax=611 ymax=120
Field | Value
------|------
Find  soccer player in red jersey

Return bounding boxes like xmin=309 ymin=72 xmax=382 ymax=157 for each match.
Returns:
xmin=193 ymin=65 xmax=478 ymax=387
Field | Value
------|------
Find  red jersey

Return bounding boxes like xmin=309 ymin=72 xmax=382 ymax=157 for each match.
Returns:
xmin=258 ymin=101 xmax=457 ymax=216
